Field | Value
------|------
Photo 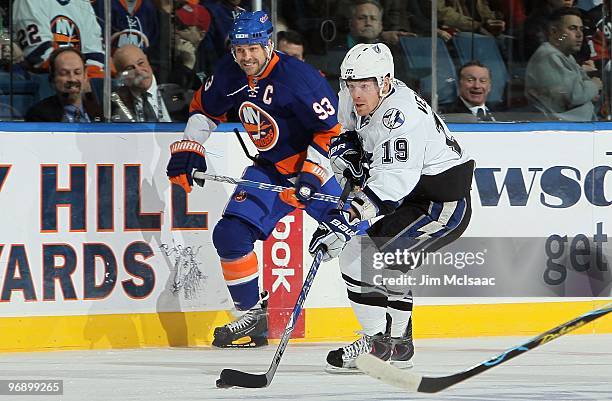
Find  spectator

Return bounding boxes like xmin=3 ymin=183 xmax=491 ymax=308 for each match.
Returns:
xmin=92 ymin=0 xmax=159 ymax=54
xmin=338 ymin=0 xmax=418 ymax=47
xmin=112 ymin=44 xmax=175 ymax=122
xmin=580 ymin=0 xmax=612 ymax=116
xmin=335 ymin=0 xmax=411 ymax=84
xmin=579 ymin=0 xmax=610 ymax=68
xmin=0 ymin=39 xmax=27 ymax=77
xmin=525 ymin=7 xmax=602 ymax=121
xmin=277 ymin=30 xmax=305 ymax=60
xmin=335 ymin=0 xmax=418 ymax=45
xmin=170 ymin=2 xmax=212 ymax=90
xmin=25 ymin=47 xmax=102 ymax=122
xmin=523 ymin=0 xmax=576 ymax=60
xmin=13 ymin=0 xmax=104 ymax=78
xmin=491 ymin=0 xmax=527 ymax=28
xmin=201 ymin=0 xmax=249 ymax=59
xmin=405 ymin=1 xmax=454 ymax=41
xmin=440 ymin=60 xmax=496 ymax=121
xmin=0 ymin=6 xmax=25 ymax=76
xmin=436 ymin=0 xmax=507 ymax=36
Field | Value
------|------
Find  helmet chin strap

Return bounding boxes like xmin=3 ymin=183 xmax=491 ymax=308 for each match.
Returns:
xmin=371 ymin=77 xmax=393 ymax=114
xmin=255 ymin=41 xmax=275 ymax=76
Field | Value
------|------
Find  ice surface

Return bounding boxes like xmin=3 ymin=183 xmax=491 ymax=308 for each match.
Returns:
xmin=1 ymin=334 xmax=610 ymax=401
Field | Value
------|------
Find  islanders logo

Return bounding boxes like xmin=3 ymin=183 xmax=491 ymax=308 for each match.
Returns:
xmin=111 ymin=15 xmax=149 ymax=49
xmin=112 ymin=30 xmax=150 ymax=50
xmin=51 ymin=15 xmax=81 ymax=50
xmin=239 ymin=102 xmax=280 ymax=152
xmin=234 ymin=190 xmax=247 ymax=202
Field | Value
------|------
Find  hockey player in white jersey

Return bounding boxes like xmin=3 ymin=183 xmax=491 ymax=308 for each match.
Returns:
xmin=309 ymin=43 xmax=474 ymax=372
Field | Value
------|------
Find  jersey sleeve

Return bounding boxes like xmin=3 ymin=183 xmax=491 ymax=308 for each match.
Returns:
xmin=14 ymin=1 xmax=53 ymax=69
xmin=188 ymin=57 xmax=235 ymax=125
xmin=80 ymin=2 xmax=105 ymax=78
xmin=184 ymin=57 xmax=236 ymax=144
xmin=365 ymin=110 xmax=427 ymax=207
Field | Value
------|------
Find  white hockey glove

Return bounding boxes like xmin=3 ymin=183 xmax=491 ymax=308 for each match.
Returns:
xmin=308 ymin=209 xmax=360 ymax=261
xmin=329 ymin=131 xmax=367 ymax=190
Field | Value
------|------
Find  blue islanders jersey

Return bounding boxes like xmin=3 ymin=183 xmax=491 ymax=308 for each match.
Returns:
xmin=93 ymin=0 xmax=159 ymax=51
xmin=189 ymin=51 xmax=341 ymax=177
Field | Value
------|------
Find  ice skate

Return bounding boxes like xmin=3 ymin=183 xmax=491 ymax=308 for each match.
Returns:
xmin=325 ymin=332 xmax=392 ymax=373
xmin=212 ymin=291 xmax=269 ymax=348
xmin=389 ymin=319 xmax=414 ymax=368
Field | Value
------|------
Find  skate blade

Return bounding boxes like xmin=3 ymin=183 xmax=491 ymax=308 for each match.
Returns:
xmin=324 ymin=364 xmax=363 ymax=374
xmin=212 ymin=336 xmax=268 ymax=348
xmin=389 ymin=359 xmax=414 ymax=369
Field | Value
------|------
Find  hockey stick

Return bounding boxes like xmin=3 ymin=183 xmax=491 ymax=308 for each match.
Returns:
xmin=193 ymin=171 xmax=343 ymax=204
xmin=356 ymin=302 xmax=612 ymax=393
xmin=216 ymin=181 xmax=353 ymax=389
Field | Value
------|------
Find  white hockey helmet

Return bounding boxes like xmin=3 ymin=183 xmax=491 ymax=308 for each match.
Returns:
xmin=340 ymin=43 xmax=394 ymax=94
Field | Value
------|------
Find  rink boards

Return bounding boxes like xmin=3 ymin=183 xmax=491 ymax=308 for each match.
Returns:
xmin=0 ymin=122 xmax=610 ymax=352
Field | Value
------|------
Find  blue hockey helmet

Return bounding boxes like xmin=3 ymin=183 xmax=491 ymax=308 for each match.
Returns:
xmin=229 ymin=10 xmax=274 ymax=47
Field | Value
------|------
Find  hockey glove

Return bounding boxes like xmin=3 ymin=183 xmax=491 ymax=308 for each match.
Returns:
xmin=329 ymin=131 xmax=367 ymax=190
xmin=308 ymin=209 xmax=360 ymax=262
xmin=166 ymin=140 xmax=207 ymax=193
xmin=279 ymin=160 xmax=325 ymax=209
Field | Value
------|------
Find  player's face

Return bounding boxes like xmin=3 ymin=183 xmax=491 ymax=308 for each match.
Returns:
xmin=234 ymin=43 xmax=268 ymax=76
xmin=459 ymin=65 xmax=491 ymax=106
xmin=553 ymin=15 xmax=584 ymax=55
xmin=346 ymin=78 xmax=382 ymax=116
xmin=53 ymin=51 xmax=86 ymax=102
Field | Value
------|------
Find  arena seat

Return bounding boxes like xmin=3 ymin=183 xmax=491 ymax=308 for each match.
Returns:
xmin=399 ymin=37 xmax=458 ymax=105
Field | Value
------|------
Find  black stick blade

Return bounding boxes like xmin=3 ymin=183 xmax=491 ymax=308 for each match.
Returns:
xmin=218 ymin=369 xmax=269 ymax=388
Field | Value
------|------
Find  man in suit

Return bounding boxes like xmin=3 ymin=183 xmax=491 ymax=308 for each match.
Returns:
xmin=25 ymin=47 xmax=103 ymax=122
xmin=112 ymin=44 xmax=175 ymax=122
xmin=440 ymin=60 xmax=496 ymax=121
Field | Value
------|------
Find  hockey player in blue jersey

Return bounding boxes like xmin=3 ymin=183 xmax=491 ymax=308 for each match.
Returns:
xmin=166 ymin=10 xmax=343 ymax=347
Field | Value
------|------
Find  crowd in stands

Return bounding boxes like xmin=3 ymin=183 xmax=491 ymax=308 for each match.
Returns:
xmin=0 ymin=0 xmax=610 ymax=122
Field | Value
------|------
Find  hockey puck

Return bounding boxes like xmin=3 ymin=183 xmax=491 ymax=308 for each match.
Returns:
xmin=216 ymin=378 xmax=232 ymax=388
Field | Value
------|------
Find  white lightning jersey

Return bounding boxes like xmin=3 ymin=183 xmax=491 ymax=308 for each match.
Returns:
xmin=339 ymin=80 xmax=471 ymax=203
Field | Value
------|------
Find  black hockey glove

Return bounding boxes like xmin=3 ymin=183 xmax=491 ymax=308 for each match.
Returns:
xmin=308 ymin=209 xmax=360 ymax=261
xmin=329 ymin=131 xmax=367 ymax=190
